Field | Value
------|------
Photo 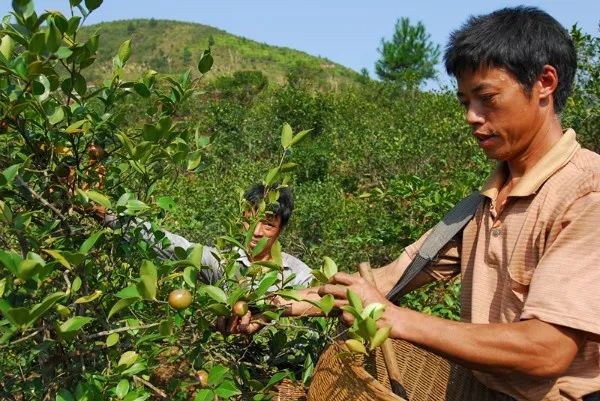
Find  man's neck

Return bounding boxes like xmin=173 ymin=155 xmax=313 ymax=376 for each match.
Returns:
xmin=506 ymin=117 xmax=563 ymax=180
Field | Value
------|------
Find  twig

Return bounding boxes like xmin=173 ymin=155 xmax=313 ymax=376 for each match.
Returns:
xmin=15 ymin=176 xmax=72 ymax=234
xmin=133 ymin=375 xmax=167 ymax=398
xmin=0 ymin=327 xmax=44 ymax=348
xmin=85 ymin=323 xmax=160 ymax=340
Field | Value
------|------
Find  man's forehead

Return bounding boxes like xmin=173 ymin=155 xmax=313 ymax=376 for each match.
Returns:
xmin=243 ymin=209 xmax=281 ymax=223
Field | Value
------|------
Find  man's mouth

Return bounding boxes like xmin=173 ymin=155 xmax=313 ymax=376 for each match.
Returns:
xmin=474 ymin=131 xmax=498 ymax=147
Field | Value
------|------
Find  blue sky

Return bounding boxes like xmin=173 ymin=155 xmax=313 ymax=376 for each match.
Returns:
xmin=2 ymin=1 xmax=599 ymax=86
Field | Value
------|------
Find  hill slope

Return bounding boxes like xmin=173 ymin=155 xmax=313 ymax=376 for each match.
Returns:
xmin=82 ymin=19 xmax=361 ymax=86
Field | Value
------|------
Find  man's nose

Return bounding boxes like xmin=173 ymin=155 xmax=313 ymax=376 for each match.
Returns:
xmin=253 ymin=222 xmax=264 ymax=237
xmin=466 ymin=103 xmax=485 ymax=126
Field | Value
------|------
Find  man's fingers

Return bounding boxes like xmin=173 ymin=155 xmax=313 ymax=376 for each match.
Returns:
xmin=226 ymin=315 xmax=239 ymax=334
xmin=318 ymin=284 xmax=348 ymax=299
xmin=329 ymin=272 xmax=357 ymax=285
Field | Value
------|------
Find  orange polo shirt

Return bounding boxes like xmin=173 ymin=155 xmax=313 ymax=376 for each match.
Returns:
xmin=403 ymin=129 xmax=600 ymax=400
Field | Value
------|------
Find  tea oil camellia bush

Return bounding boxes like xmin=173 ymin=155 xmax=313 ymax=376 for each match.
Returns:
xmin=0 ymin=1 xmax=339 ymax=400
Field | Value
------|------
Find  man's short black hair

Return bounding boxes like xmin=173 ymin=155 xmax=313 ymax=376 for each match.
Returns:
xmin=243 ymin=183 xmax=294 ymax=228
xmin=444 ymin=6 xmax=576 ymax=112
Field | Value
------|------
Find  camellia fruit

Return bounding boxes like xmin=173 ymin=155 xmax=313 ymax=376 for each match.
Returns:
xmin=54 ymin=162 xmax=71 ymax=178
xmin=86 ymin=144 xmax=105 ymax=160
xmin=195 ymin=369 xmax=209 ymax=388
xmin=232 ymin=300 xmax=249 ymax=317
xmin=168 ymin=289 xmax=192 ymax=310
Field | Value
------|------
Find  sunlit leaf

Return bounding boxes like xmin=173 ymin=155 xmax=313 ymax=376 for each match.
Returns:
xmin=108 ymin=297 xmax=140 ymax=320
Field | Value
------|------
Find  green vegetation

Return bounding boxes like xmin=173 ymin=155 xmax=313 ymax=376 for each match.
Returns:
xmin=375 ymin=17 xmax=441 ymax=87
xmin=1 ymin=1 xmax=599 ymax=399
xmin=80 ymin=19 xmax=361 ymax=87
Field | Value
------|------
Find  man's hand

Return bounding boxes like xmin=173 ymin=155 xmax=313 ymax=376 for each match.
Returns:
xmin=318 ymin=272 xmax=396 ymax=327
xmin=215 ymin=311 xmax=269 ymax=335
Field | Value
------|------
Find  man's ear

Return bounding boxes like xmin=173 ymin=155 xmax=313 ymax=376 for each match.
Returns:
xmin=537 ymin=64 xmax=558 ymax=103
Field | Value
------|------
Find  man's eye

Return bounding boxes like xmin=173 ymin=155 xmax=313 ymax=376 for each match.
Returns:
xmin=480 ymin=93 xmax=496 ymax=104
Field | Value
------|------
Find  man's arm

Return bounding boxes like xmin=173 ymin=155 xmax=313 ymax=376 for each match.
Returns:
xmin=322 ymin=272 xmax=585 ymax=378
xmin=88 ymin=205 xmax=224 ymax=283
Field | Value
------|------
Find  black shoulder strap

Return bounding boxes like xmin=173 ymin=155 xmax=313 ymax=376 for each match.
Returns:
xmin=386 ymin=192 xmax=483 ymax=303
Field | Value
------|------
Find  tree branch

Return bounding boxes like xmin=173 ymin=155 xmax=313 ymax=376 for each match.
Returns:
xmin=85 ymin=323 xmax=160 ymax=340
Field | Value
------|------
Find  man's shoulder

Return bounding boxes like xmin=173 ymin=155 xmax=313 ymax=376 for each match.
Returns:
xmin=550 ymin=147 xmax=600 ymax=195
xmin=281 ymin=252 xmax=310 ymax=272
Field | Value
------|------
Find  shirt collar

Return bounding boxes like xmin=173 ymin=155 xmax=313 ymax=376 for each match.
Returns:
xmin=481 ymin=129 xmax=580 ymax=200
xmin=235 ymin=247 xmax=290 ymax=270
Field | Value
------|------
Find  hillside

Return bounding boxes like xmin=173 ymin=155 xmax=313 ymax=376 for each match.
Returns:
xmin=81 ymin=19 xmax=361 ymax=86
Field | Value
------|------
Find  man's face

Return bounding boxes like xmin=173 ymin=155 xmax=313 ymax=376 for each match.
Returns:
xmin=456 ymin=66 xmax=548 ymax=163
xmin=242 ymin=212 xmax=282 ymax=261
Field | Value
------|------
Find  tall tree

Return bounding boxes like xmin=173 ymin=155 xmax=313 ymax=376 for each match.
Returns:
xmin=375 ymin=17 xmax=440 ymax=86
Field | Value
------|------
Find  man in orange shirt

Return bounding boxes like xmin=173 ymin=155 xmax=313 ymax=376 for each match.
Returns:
xmin=279 ymin=6 xmax=600 ymax=401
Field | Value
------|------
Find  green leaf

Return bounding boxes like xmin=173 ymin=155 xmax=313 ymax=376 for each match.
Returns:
xmin=274 ymin=289 xmax=302 ymax=301
xmin=208 ymin=365 xmax=227 ymax=386
xmin=194 ymin=389 xmax=214 ymax=401
xmin=206 ymin=303 xmax=230 ymax=316
xmin=79 ymin=231 xmax=103 ymax=254
xmin=189 ymin=244 xmax=204 ymax=268
xmin=271 ymin=239 xmax=282 ymax=267
xmin=84 ymin=0 xmax=103 ymax=11
xmin=281 ymin=123 xmax=293 ymax=148
xmin=74 ymin=290 xmax=102 ymax=304
xmin=345 ymin=338 xmax=367 ymax=354
xmin=106 ymin=332 xmax=119 ymax=347
xmin=2 ymin=164 xmax=20 ymax=185
xmin=46 ymin=21 xmax=62 ymax=53
xmin=124 ymin=199 xmax=149 ymax=215
xmin=187 ymin=149 xmax=202 ymax=170
xmin=319 ymin=294 xmax=335 ymax=316
xmin=56 ymin=388 xmax=75 ymax=401
xmin=118 ymin=350 xmax=138 ymax=367
xmin=133 ymin=82 xmax=151 ymax=97
xmin=201 ymin=285 xmax=227 ymax=304
xmin=183 ymin=266 xmax=197 ymax=288
xmin=251 ymin=237 xmax=268 ymax=259
xmin=86 ymin=190 xmax=112 ymax=208
xmin=358 ymin=317 xmax=377 ymax=339
xmin=115 ymin=379 xmax=129 ymax=399
xmin=28 ymin=292 xmax=66 ymax=326
xmin=142 ymin=123 xmax=160 ymax=141
xmin=322 ymin=256 xmax=337 ymax=279
xmin=59 ymin=316 xmax=94 ymax=333
xmin=43 ymin=249 xmax=71 ymax=269
xmin=0 ymin=200 xmax=12 ymax=223
xmin=346 ymin=289 xmax=363 ymax=314
xmin=137 ymin=260 xmax=157 ymax=300
xmin=197 ymin=49 xmax=213 ymax=74
xmin=65 ymin=119 xmax=86 ymax=134
xmin=0 ymin=34 xmax=15 ymax=59
xmin=55 ymin=46 xmax=73 ymax=59
xmin=158 ymin=318 xmax=172 ymax=336
xmin=71 ymin=276 xmax=82 ymax=293
xmin=264 ymin=167 xmax=280 ymax=186
xmin=116 ymin=286 xmax=140 ymax=299
xmin=5 ymin=307 xmax=30 ymax=327
xmin=369 ymin=326 xmax=391 ymax=350
xmin=108 ymin=297 xmax=140 ymax=320
xmin=311 ymin=269 xmax=328 ymax=284
xmin=215 ymin=380 xmax=241 ymax=398
xmin=264 ymin=371 xmax=289 ymax=390
xmin=254 ymin=270 xmax=279 ymax=298
xmin=291 ymin=129 xmax=312 ymax=146
xmin=16 ymin=259 xmax=40 ymax=280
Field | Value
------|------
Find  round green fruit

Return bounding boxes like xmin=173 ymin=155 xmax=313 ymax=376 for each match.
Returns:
xmin=168 ymin=289 xmax=192 ymax=310
xmin=195 ymin=369 xmax=209 ymax=388
xmin=232 ymin=300 xmax=249 ymax=317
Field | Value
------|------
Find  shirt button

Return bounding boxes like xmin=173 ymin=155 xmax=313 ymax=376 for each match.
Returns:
xmin=491 ymin=228 xmax=501 ymax=237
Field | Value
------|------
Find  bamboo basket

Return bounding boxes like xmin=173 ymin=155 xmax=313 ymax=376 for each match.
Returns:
xmin=275 ymin=378 xmax=307 ymax=401
xmin=306 ymin=339 xmax=514 ymax=401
